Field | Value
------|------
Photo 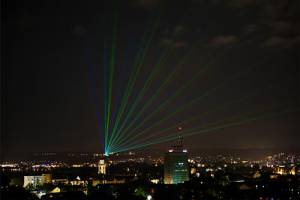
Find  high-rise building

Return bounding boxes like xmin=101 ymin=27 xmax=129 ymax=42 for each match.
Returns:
xmin=98 ymin=159 xmax=107 ymax=175
xmin=164 ymin=140 xmax=189 ymax=184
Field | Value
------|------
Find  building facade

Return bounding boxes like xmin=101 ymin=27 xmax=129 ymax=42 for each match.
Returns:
xmin=164 ymin=144 xmax=189 ymax=184
xmin=23 ymin=174 xmax=52 ymax=188
xmin=98 ymin=159 xmax=107 ymax=175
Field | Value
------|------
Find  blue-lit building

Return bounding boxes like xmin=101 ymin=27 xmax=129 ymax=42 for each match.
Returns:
xmin=164 ymin=142 xmax=189 ymax=184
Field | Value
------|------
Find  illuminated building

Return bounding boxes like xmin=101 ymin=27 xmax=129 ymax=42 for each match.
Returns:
xmin=23 ymin=174 xmax=52 ymax=188
xmin=274 ymin=165 xmax=296 ymax=175
xmin=92 ymin=178 xmax=125 ymax=186
xmin=164 ymin=140 xmax=189 ymax=184
xmin=190 ymin=167 xmax=197 ymax=175
xmin=98 ymin=159 xmax=107 ymax=175
xmin=150 ymin=179 xmax=160 ymax=184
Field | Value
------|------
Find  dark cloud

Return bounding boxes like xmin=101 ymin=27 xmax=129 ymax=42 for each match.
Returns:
xmin=160 ymin=25 xmax=189 ymax=48
xmin=72 ymin=25 xmax=88 ymax=36
xmin=225 ymin=0 xmax=299 ymax=21
xmin=209 ymin=35 xmax=239 ymax=47
xmin=227 ymin=0 xmax=260 ymax=8
xmin=173 ymin=41 xmax=188 ymax=48
xmin=261 ymin=35 xmax=300 ymax=48
xmin=174 ymin=25 xmax=186 ymax=36
xmin=133 ymin=0 xmax=158 ymax=9
xmin=266 ymin=20 xmax=300 ymax=37
xmin=161 ymin=38 xmax=173 ymax=45
xmin=262 ymin=2 xmax=297 ymax=20
xmin=243 ymin=24 xmax=260 ymax=35
xmin=232 ymin=0 xmax=300 ymax=48
xmin=161 ymin=38 xmax=188 ymax=48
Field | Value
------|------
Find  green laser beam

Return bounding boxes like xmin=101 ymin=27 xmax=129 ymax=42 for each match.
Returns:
xmin=107 ymin=15 xmax=160 ymax=150
xmin=108 ymin=16 xmax=159 ymax=149
xmin=110 ymin=37 xmax=218 ymax=147
xmin=110 ymin=107 xmax=298 ymax=154
xmin=111 ymin=32 xmax=254 ymax=147
xmin=104 ymin=3 xmax=118 ymax=152
xmin=111 ymin=83 xmax=275 ymax=151
xmin=110 ymin=90 xmax=288 ymax=153
xmin=108 ymin=25 xmax=188 ymax=148
xmin=113 ymin=53 xmax=268 ymax=149
xmin=106 ymin=30 xmax=278 ymax=152
xmin=111 ymin=41 xmax=284 ymax=150
xmin=111 ymin=47 xmax=223 ymax=148
xmin=108 ymin=44 xmax=174 ymax=147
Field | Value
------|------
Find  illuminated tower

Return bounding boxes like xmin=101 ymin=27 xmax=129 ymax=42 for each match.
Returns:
xmin=164 ymin=138 xmax=189 ymax=184
xmin=98 ymin=159 xmax=107 ymax=175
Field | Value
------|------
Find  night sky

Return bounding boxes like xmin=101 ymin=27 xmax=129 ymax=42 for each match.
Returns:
xmin=2 ymin=0 xmax=300 ymax=157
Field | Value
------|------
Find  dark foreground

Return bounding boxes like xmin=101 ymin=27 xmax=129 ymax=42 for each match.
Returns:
xmin=1 ymin=175 xmax=300 ymax=200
